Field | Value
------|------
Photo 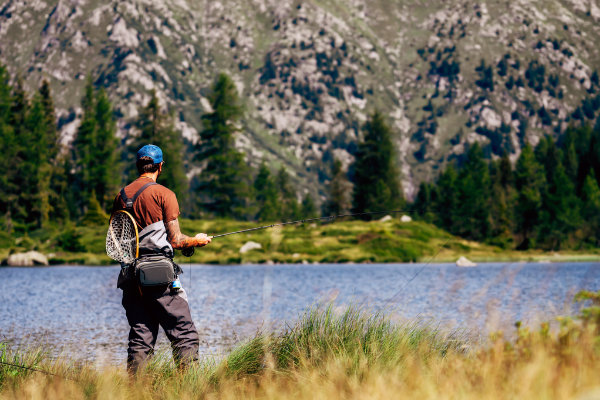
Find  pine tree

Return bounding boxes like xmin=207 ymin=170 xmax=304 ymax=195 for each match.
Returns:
xmin=488 ymin=153 xmax=515 ymax=244
xmin=131 ymin=91 xmax=188 ymax=208
xmin=0 ymin=65 xmax=11 ymax=123
xmin=537 ymin=140 xmax=580 ymax=249
xmin=513 ymin=144 xmax=545 ymax=249
xmin=323 ymin=158 xmax=352 ymax=216
xmin=38 ymin=80 xmax=68 ymax=221
xmin=276 ymin=166 xmax=300 ymax=220
xmin=38 ymin=80 xmax=58 ymax=160
xmin=254 ymin=162 xmax=279 ymax=221
xmin=195 ymin=73 xmax=252 ymax=219
xmin=453 ymin=143 xmax=491 ymax=240
xmin=300 ymin=194 xmax=317 ymax=217
xmin=581 ymin=171 xmax=600 ymax=246
xmin=413 ymin=181 xmax=436 ymax=223
xmin=433 ymin=164 xmax=459 ymax=233
xmin=562 ymin=130 xmax=579 ymax=182
xmin=352 ymin=111 xmax=404 ymax=218
xmin=71 ymin=77 xmax=97 ymax=216
xmin=26 ymin=94 xmax=51 ymax=227
xmin=92 ymin=87 xmax=119 ymax=211
xmin=71 ymin=77 xmax=119 ymax=217
xmin=0 ymin=66 xmax=16 ymax=231
xmin=10 ymin=79 xmax=32 ymax=225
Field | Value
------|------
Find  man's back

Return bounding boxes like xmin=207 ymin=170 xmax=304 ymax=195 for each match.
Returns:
xmin=113 ymin=177 xmax=180 ymax=258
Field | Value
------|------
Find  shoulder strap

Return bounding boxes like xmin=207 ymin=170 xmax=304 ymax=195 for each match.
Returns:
xmin=120 ymin=182 xmax=158 ymax=211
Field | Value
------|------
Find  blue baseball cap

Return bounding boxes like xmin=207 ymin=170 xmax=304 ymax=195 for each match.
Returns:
xmin=137 ymin=144 xmax=163 ymax=164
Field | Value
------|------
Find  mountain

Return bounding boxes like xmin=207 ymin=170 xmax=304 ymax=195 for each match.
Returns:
xmin=1 ymin=0 xmax=600 ymax=201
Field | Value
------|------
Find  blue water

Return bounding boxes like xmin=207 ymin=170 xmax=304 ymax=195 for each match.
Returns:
xmin=0 ymin=262 xmax=598 ymax=365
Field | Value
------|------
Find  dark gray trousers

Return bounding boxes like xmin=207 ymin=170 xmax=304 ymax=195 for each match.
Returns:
xmin=122 ymin=284 xmax=199 ymax=372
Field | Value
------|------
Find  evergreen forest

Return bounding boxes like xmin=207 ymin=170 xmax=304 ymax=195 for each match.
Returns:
xmin=1 ymin=63 xmax=599 ymax=252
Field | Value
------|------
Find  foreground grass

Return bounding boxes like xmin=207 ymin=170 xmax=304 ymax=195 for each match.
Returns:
xmin=1 ymin=295 xmax=599 ymax=399
xmin=3 ymin=217 xmax=600 ymax=265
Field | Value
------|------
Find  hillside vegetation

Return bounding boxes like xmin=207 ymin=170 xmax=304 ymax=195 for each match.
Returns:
xmin=2 ymin=217 xmax=598 ymax=266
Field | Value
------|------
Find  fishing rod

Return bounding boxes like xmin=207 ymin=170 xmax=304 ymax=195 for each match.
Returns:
xmin=211 ymin=210 xmax=411 ymax=238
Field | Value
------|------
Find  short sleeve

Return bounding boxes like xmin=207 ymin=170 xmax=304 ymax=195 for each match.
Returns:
xmin=162 ymin=189 xmax=180 ymax=223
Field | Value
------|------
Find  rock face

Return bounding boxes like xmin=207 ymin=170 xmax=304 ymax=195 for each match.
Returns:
xmin=2 ymin=0 xmax=600 ymax=200
xmin=3 ymin=251 xmax=49 ymax=267
xmin=240 ymin=241 xmax=262 ymax=254
xmin=456 ymin=256 xmax=477 ymax=268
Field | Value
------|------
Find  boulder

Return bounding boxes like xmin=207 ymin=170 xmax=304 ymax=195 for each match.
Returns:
xmin=379 ymin=215 xmax=393 ymax=222
xmin=456 ymin=256 xmax=477 ymax=268
xmin=3 ymin=251 xmax=49 ymax=266
xmin=400 ymin=215 xmax=412 ymax=222
xmin=240 ymin=241 xmax=262 ymax=254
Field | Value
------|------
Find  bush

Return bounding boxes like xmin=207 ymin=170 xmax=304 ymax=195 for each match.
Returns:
xmin=56 ymin=228 xmax=86 ymax=253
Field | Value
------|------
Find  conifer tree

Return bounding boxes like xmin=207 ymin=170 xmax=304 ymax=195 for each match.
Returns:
xmin=537 ymin=140 xmax=580 ymax=249
xmin=71 ymin=77 xmax=97 ymax=216
xmin=71 ymin=77 xmax=119 ymax=217
xmin=0 ymin=65 xmax=11 ymax=123
xmin=433 ymin=164 xmax=458 ymax=232
xmin=413 ymin=181 xmax=436 ymax=223
xmin=131 ymin=91 xmax=188 ymax=208
xmin=10 ymin=79 xmax=32 ymax=225
xmin=300 ymin=194 xmax=317 ymax=217
xmin=488 ymin=153 xmax=515 ymax=244
xmin=195 ymin=73 xmax=251 ymax=219
xmin=276 ymin=166 xmax=300 ymax=220
xmin=453 ymin=143 xmax=491 ymax=240
xmin=92 ymin=87 xmax=119 ymax=210
xmin=26 ymin=94 xmax=51 ymax=227
xmin=581 ymin=170 xmax=600 ymax=245
xmin=352 ymin=111 xmax=404 ymax=218
xmin=513 ymin=144 xmax=545 ymax=249
xmin=38 ymin=80 xmax=68 ymax=221
xmin=39 ymin=80 xmax=58 ymax=159
xmin=323 ymin=159 xmax=352 ymax=216
xmin=254 ymin=162 xmax=278 ymax=221
xmin=0 ymin=66 xmax=16 ymax=230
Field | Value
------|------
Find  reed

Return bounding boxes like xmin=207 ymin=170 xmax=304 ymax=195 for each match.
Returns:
xmin=1 ymin=295 xmax=599 ymax=399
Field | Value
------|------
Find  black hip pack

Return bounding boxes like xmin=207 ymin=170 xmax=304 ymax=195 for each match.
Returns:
xmin=135 ymin=255 xmax=182 ymax=287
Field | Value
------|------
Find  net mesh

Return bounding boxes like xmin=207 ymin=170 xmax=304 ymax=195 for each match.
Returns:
xmin=106 ymin=211 xmax=137 ymax=264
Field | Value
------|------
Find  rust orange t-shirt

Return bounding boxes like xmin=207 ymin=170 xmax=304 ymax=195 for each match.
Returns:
xmin=112 ymin=177 xmax=180 ymax=229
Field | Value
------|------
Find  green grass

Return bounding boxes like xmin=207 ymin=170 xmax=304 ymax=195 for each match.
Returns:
xmin=1 ymin=297 xmax=599 ymax=399
xmin=2 ymin=217 xmax=600 ymax=266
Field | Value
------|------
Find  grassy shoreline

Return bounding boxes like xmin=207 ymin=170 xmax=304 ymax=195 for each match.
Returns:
xmin=1 ymin=301 xmax=599 ymax=399
xmin=2 ymin=218 xmax=600 ymax=266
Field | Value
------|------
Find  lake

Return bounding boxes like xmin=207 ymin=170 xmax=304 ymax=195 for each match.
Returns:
xmin=0 ymin=262 xmax=598 ymax=366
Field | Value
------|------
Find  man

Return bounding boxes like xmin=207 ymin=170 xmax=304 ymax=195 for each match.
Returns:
xmin=112 ymin=144 xmax=211 ymax=373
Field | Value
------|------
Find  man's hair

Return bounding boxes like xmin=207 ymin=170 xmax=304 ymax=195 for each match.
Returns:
xmin=137 ymin=156 xmax=161 ymax=174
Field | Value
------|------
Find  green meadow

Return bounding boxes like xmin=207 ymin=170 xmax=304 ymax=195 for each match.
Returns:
xmin=2 ymin=217 xmax=599 ymax=266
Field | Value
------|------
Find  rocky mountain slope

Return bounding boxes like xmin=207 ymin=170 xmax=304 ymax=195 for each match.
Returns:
xmin=1 ymin=0 xmax=600 ymax=200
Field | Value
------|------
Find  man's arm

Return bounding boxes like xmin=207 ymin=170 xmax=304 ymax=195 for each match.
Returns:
xmin=165 ymin=218 xmax=212 ymax=249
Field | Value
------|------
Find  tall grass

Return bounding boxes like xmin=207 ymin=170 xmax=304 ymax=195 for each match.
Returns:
xmin=1 ymin=296 xmax=599 ymax=399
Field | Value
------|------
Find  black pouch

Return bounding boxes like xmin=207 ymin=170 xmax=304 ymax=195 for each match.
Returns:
xmin=135 ymin=255 xmax=176 ymax=286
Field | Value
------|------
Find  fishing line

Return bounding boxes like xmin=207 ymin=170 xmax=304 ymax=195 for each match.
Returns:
xmin=0 ymin=360 xmax=78 ymax=382
xmin=384 ymin=235 xmax=452 ymax=306
xmin=211 ymin=209 xmax=412 ymax=238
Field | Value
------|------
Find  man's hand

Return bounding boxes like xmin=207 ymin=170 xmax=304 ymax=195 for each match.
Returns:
xmin=167 ymin=218 xmax=213 ymax=249
xmin=194 ymin=233 xmax=212 ymax=247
